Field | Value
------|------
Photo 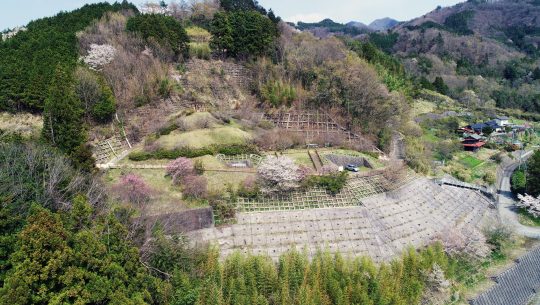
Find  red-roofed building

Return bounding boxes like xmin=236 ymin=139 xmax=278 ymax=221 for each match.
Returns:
xmin=462 ymin=134 xmax=486 ymax=152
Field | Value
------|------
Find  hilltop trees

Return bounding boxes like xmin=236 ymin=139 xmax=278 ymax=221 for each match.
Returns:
xmin=42 ymin=66 xmax=86 ymax=155
xmin=126 ymin=14 xmax=189 ymax=58
xmin=0 ymin=2 xmax=136 ymax=112
xmin=210 ymin=10 xmax=278 ymax=58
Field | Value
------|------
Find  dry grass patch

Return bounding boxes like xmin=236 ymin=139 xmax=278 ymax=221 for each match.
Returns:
xmin=0 ymin=112 xmax=42 ymax=138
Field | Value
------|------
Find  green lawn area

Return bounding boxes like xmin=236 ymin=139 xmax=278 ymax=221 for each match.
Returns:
xmin=411 ymin=99 xmax=436 ymax=117
xmin=459 ymin=155 xmax=483 ymax=168
xmin=517 ymin=208 xmax=540 ymax=227
xmin=156 ymin=126 xmax=251 ymax=149
xmin=276 ymin=149 xmax=316 ymax=168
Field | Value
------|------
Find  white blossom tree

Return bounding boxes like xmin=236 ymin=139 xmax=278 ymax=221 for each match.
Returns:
xmin=257 ymin=156 xmax=301 ymax=193
xmin=517 ymin=194 xmax=540 ymax=218
xmin=82 ymin=44 xmax=117 ymax=70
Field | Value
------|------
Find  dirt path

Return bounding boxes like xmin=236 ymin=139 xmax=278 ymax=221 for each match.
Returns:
xmin=496 ymin=150 xmax=540 ymax=238
xmin=389 ymin=132 xmax=405 ymax=160
xmin=308 ymin=150 xmax=323 ymax=172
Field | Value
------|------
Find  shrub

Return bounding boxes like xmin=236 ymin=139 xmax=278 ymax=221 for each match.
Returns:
xmin=129 ymin=144 xmax=258 ymax=161
xmin=194 ymin=160 xmax=205 ymax=175
xmin=511 ymin=169 xmax=526 ymax=194
xmin=157 ymin=122 xmax=179 ymax=136
xmin=128 ymin=151 xmax=154 ymax=161
xmin=237 ymin=176 xmax=259 ymax=199
xmin=166 ymin=157 xmax=194 ymax=185
xmin=183 ymin=175 xmax=208 ymax=199
xmin=189 ymin=42 xmax=211 ymax=59
xmin=305 ymin=172 xmax=349 ymax=195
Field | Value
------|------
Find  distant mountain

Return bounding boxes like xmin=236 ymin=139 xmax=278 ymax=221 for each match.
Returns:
xmin=346 ymin=21 xmax=371 ymax=30
xmin=369 ymin=17 xmax=399 ymax=31
xmin=296 ymin=18 xmax=372 ymax=37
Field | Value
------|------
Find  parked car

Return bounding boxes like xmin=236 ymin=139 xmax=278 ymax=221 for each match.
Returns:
xmin=345 ymin=164 xmax=359 ymax=172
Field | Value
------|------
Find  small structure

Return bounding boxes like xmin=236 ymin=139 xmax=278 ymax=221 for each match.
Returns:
xmin=495 ymin=116 xmax=510 ymax=127
xmin=485 ymin=120 xmax=502 ymax=132
xmin=462 ymin=134 xmax=486 ymax=151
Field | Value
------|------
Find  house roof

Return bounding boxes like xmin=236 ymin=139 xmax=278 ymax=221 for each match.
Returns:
xmin=463 ymin=142 xmax=486 ymax=148
xmin=486 ymin=120 xmax=501 ymax=128
xmin=464 ymin=134 xmax=483 ymax=140
xmin=471 ymin=123 xmax=487 ymax=130
xmin=497 ymin=116 xmax=510 ymax=120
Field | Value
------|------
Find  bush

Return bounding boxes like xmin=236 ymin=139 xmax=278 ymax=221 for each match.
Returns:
xmin=305 ymin=172 xmax=349 ymax=195
xmin=129 ymin=144 xmax=258 ymax=161
xmin=194 ymin=160 xmax=205 ymax=175
xmin=189 ymin=42 xmax=211 ymax=59
xmin=157 ymin=122 xmax=179 ymax=136
xmin=511 ymin=169 xmax=526 ymax=194
xmin=237 ymin=176 xmax=259 ymax=199
xmin=128 ymin=151 xmax=154 ymax=161
xmin=183 ymin=175 xmax=208 ymax=199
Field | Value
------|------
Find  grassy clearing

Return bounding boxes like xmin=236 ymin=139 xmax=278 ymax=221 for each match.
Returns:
xmin=411 ymin=99 xmax=436 ymax=117
xmin=459 ymin=155 xmax=483 ymax=168
xmin=277 ymin=149 xmax=315 ymax=168
xmin=205 ymin=171 xmax=255 ymax=193
xmin=156 ymin=126 xmax=252 ymax=150
xmin=105 ymin=168 xmax=190 ymax=215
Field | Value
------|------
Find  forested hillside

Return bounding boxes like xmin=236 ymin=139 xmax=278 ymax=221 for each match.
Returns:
xmin=0 ymin=1 xmax=137 ymax=112
xmin=0 ymin=0 xmax=532 ymax=304
xmin=387 ymin=0 xmax=540 ymax=114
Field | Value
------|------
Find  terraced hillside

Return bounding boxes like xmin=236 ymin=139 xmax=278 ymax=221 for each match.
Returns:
xmin=188 ymin=178 xmax=496 ymax=261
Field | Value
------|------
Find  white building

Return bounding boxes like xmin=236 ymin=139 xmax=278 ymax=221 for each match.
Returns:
xmin=495 ymin=116 xmax=510 ymax=127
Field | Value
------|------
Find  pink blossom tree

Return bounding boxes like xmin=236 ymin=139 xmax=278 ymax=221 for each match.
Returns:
xmin=166 ymin=157 xmax=194 ymax=185
xmin=112 ymin=173 xmax=153 ymax=205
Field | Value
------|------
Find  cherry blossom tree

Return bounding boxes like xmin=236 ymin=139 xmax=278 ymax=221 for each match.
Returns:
xmin=257 ymin=156 xmax=301 ymax=193
xmin=82 ymin=44 xmax=117 ymax=70
xmin=517 ymin=194 xmax=540 ymax=218
xmin=166 ymin=157 xmax=194 ymax=185
xmin=112 ymin=173 xmax=153 ymax=205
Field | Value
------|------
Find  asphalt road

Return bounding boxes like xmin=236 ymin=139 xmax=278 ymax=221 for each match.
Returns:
xmin=496 ymin=150 xmax=540 ymax=238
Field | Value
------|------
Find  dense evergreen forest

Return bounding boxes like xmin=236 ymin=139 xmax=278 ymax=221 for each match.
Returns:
xmin=0 ymin=1 xmax=136 ymax=112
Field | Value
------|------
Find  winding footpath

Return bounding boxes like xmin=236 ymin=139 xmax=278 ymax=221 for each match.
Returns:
xmin=496 ymin=150 xmax=540 ymax=238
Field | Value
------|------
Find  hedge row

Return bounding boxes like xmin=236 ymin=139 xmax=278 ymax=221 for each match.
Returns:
xmin=129 ymin=144 xmax=259 ymax=161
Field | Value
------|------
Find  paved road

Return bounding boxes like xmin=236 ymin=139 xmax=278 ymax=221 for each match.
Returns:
xmin=496 ymin=150 xmax=540 ymax=238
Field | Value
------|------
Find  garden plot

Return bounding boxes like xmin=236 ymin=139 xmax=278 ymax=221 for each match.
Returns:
xmin=188 ymin=178 xmax=496 ymax=262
